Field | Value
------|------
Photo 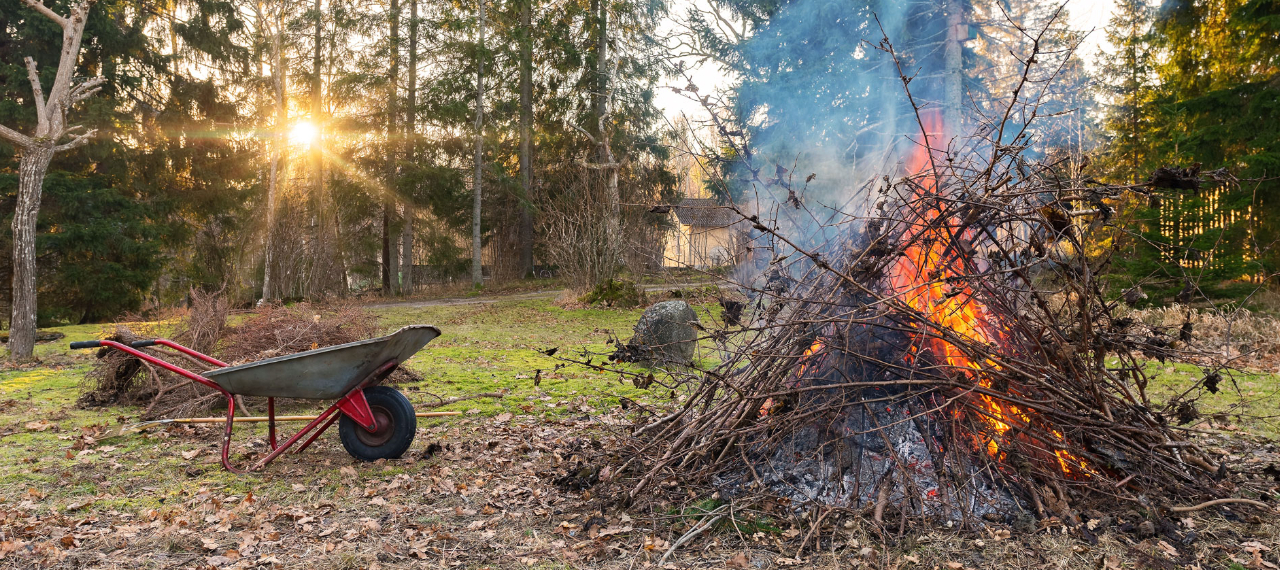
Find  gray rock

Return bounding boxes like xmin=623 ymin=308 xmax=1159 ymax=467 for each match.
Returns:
xmin=616 ymin=300 xmax=699 ymax=365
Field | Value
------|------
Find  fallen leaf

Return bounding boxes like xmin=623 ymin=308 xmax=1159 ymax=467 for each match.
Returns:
xmin=25 ymin=421 xmax=52 ymax=432
xmin=727 ymin=553 xmax=751 ymax=568
xmin=340 ymin=466 xmax=358 ymax=478
xmin=181 ymin=449 xmax=201 ymax=460
xmin=202 ymin=538 xmax=219 ymax=551
xmin=596 ymin=525 xmax=632 ymax=538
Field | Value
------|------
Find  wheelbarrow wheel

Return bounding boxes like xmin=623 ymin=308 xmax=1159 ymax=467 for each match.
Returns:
xmin=338 ymin=386 xmax=416 ymax=461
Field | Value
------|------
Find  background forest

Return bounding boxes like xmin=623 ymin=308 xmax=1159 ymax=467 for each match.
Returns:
xmin=1 ymin=0 xmax=1278 ymax=328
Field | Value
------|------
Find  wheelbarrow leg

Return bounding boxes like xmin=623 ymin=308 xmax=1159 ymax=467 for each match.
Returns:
xmin=235 ymin=360 xmax=394 ymax=471
xmin=267 ymin=397 xmax=278 ymax=451
xmin=220 ymin=396 xmax=245 ymax=474
xmin=294 ymin=413 xmax=341 ymax=454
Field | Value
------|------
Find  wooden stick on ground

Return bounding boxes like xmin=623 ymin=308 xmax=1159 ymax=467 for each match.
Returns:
xmin=1169 ymin=498 xmax=1274 ymax=513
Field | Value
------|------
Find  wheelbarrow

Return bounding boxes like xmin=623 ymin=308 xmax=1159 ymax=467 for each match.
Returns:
xmin=69 ymin=325 xmax=441 ymax=473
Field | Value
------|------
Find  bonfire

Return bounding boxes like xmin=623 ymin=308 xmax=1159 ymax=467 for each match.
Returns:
xmin=608 ymin=31 xmax=1272 ymax=528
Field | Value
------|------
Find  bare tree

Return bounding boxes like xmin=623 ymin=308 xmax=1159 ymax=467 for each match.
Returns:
xmin=0 ymin=0 xmax=105 ymax=360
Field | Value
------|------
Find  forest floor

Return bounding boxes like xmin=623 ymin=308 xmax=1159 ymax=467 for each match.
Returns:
xmin=0 ymin=294 xmax=1277 ymax=569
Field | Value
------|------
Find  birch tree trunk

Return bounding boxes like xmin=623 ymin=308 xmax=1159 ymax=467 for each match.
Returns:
xmin=1 ymin=0 xmax=104 ymax=359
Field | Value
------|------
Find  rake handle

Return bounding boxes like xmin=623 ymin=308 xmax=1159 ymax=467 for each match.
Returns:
xmin=167 ymin=411 xmax=461 ymax=424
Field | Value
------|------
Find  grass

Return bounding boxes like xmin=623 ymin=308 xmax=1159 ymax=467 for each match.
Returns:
xmin=3 ymin=299 xmax=1276 ymax=499
xmin=0 ymin=295 xmax=1276 ymax=569
xmin=0 ymin=297 xmax=723 ymax=513
xmin=1129 ymin=357 xmax=1280 ymax=438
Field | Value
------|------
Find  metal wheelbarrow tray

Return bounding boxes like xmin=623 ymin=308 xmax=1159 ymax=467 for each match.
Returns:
xmin=70 ymin=325 xmax=441 ymax=473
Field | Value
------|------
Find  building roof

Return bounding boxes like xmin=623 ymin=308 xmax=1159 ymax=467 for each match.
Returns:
xmin=673 ymin=198 xmax=740 ymax=228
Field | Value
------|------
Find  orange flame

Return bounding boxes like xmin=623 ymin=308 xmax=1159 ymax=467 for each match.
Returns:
xmin=885 ymin=110 xmax=1087 ymax=476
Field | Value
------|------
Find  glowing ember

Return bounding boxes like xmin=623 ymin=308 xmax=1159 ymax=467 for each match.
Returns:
xmin=798 ymin=338 xmax=824 ymax=377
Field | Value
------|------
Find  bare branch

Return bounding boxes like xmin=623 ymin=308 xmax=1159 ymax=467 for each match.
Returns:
xmin=69 ymin=76 xmax=105 ymax=104
xmin=53 ymin=127 xmax=96 ymax=152
xmin=24 ymin=57 xmax=47 ymax=122
xmin=577 ymin=160 xmax=623 ymax=170
xmin=18 ymin=0 xmax=67 ymax=27
xmin=569 ymin=122 xmax=599 ymax=145
xmin=0 ymin=124 xmax=34 ymax=148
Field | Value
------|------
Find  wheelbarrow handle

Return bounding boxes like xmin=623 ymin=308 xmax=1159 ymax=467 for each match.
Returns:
xmin=71 ymin=340 xmax=157 ymax=349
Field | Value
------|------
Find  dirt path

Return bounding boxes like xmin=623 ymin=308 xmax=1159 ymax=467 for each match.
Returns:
xmin=363 ymin=281 xmax=726 ymax=309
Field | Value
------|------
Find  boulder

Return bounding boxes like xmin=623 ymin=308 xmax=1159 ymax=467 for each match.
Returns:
xmin=615 ymin=300 xmax=699 ymax=365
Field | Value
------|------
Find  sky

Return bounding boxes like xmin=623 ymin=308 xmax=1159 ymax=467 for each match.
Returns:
xmin=655 ymin=0 xmax=1121 ymax=122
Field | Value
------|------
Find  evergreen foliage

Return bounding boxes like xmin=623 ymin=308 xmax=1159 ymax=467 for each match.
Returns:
xmin=1096 ymin=0 xmax=1280 ymax=301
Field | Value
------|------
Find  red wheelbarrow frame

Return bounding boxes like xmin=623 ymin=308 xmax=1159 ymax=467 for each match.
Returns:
xmin=74 ymin=338 xmax=393 ymax=473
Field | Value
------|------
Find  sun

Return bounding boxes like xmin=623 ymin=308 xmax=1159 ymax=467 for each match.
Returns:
xmin=289 ymin=121 xmax=319 ymax=146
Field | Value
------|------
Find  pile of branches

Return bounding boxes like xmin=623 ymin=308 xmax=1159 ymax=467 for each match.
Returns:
xmin=608 ymin=26 xmax=1273 ymax=522
xmin=79 ymin=294 xmax=415 ymax=419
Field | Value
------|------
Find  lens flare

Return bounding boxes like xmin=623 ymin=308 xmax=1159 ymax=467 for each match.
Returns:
xmin=289 ymin=121 xmax=319 ymax=147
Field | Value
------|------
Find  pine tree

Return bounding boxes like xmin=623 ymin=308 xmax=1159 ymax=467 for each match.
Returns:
xmin=1095 ymin=0 xmax=1158 ymax=184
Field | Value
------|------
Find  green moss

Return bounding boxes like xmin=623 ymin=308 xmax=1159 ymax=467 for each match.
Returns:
xmin=581 ymin=279 xmax=644 ymax=308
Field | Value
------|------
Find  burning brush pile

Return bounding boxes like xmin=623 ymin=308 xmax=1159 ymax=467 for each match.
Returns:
xmin=618 ymin=121 xmax=1272 ymax=523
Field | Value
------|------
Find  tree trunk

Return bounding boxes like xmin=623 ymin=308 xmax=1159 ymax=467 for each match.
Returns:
xmin=383 ymin=0 xmax=401 ymax=295
xmin=943 ymin=0 xmax=963 ymax=138
xmin=471 ymin=0 xmax=486 ymax=287
xmin=401 ymin=0 xmax=417 ymax=295
xmin=518 ymin=0 xmax=534 ymax=279
xmin=400 ymin=206 xmax=413 ymax=294
xmin=9 ymin=146 xmax=54 ymax=359
xmin=310 ymin=0 xmax=339 ymax=295
xmin=263 ymin=46 xmax=288 ymax=302
xmin=593 ymin=0 xmax=619 ymax=268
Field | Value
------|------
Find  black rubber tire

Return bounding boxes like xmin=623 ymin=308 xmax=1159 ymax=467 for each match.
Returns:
xmin=338 ymin=386 xmax=416 ymax=461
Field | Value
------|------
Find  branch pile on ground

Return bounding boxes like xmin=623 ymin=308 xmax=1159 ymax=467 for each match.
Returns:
xmin=79 ymin=297 xmax=417 ymax=419
xmin=613 ymin=31 xmax=1273 ymax=525
xmin=619 ymin=164 xmax=1268 ymax=523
